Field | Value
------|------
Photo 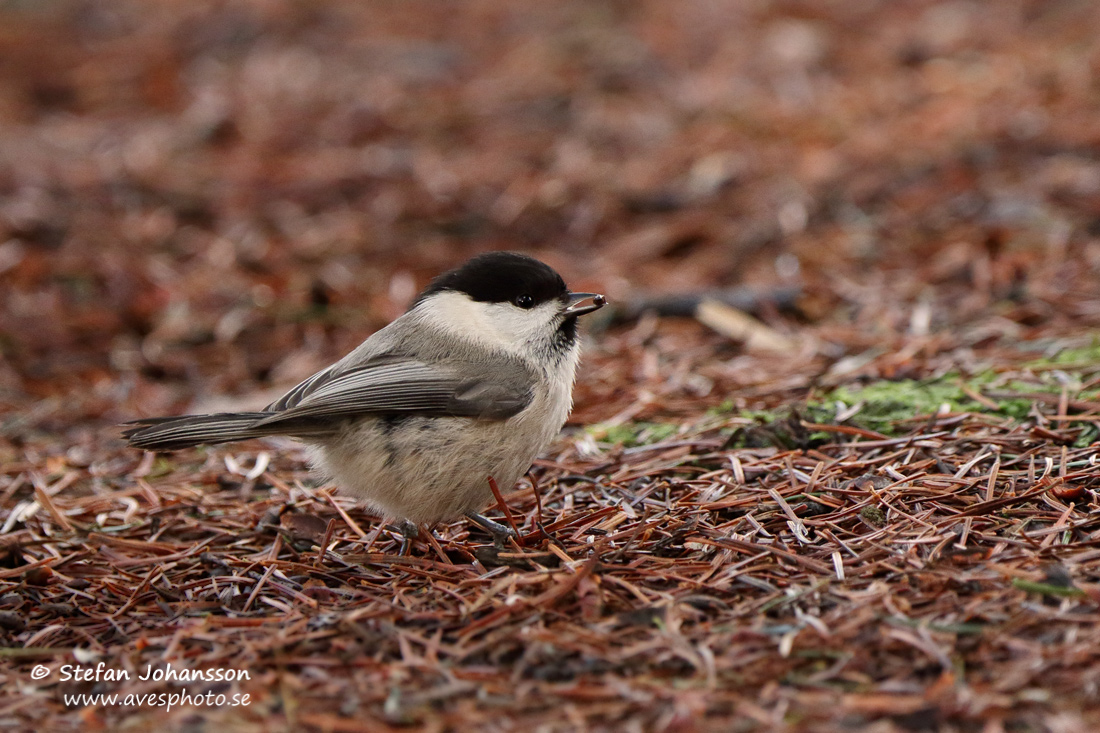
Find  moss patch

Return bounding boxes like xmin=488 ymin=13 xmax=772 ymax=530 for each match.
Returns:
xmin=825 ymin=379 xmax=982 ymax=431
xmin=588 ymin=421 xmax=681 ymax=447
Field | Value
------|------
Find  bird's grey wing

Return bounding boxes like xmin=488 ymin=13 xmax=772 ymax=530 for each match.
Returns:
xmin=255 ymin=357 xmax=533 ymax=429
xmin=263 ymin=352 xmax=408 ymax=413
xmin=264 ymin=364 xmax=339 ymax=413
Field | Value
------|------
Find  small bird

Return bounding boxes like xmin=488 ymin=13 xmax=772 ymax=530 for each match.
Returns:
xmin=124 ymin=252 xmax=606 ymax=551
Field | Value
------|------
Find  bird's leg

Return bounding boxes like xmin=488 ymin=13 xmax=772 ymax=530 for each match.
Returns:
xmin=488 ymin=475 xmax=523 ymax=538
xmin=464 ymin=512 xmax=517 ymax=548
xmin=397 ymin=520 xmax=419 ymax=556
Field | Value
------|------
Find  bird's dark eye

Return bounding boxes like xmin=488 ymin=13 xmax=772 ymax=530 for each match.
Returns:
xmin=513 ymin=294 xmax=534 ymax=309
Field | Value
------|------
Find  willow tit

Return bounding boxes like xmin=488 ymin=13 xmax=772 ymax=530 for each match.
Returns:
xmin=124 ymin=252 xmax=606 ymax=550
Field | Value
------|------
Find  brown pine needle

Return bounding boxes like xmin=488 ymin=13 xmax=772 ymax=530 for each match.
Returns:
xmin=487 ymin=475 xmax=521 ymax=538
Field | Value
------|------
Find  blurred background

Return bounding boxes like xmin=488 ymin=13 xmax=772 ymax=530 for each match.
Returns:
xmin=2 ymin=0 xmax=1100 ymax=437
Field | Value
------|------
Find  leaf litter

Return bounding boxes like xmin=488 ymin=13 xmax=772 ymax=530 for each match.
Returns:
xmin=2 ymin=1 xmax=1100 ymax=731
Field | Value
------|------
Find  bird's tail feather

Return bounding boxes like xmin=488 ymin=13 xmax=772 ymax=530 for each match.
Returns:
xmin=123 ymin=412 xmax=286 ymax=451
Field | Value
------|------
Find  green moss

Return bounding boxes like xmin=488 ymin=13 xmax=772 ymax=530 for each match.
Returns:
xmin=1026 ymin=338 xmax=1100 ymax=367
xmin=813 ymin=368 xmax=1098 ymax=434
xmin=822 ymin=378 xmax=983 ymax=433
xmin=1075 ymin=424 xmax=1100 ymax=448
xmin=707 ymin=399 xmax=737 ymax=415
xmin=590 ymin=358 xmax=1100 ymax=451
xmin=588 ymin=421 xmax=680 ymax=447
xmin=993 ymin=397 xmax=1035 ymax=421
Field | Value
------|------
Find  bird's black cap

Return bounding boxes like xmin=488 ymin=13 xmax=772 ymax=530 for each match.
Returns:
xmin=415 ymin=251 xmax=568 ymax=308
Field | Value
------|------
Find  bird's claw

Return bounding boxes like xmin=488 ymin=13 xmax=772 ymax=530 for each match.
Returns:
xmin=465 ymin=512 xmax=518 ymax=549
xmin=395 ymin=520 xmax=419 ymax=555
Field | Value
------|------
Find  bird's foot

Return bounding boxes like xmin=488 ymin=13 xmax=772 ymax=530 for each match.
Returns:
xmin=395 ymin=520 xmax=419 ymax=555
xmin=465 ymin=512 xmax=518 ymax=549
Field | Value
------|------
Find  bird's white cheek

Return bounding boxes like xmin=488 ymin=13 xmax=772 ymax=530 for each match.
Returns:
xmin=483 ymin=303 xmax=560 ymax=350
xmin=414 ymin=292 xmax=556 ymax=356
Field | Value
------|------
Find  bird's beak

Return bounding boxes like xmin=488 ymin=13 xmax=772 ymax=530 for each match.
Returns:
xmin=563 ymin=292 xmax=607 ymax=317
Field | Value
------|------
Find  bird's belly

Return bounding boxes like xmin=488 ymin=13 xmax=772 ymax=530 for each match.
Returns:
xmin=307 ymin=410 xmax=560 ymax=524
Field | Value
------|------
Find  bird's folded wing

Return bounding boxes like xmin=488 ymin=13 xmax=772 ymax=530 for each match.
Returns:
xmin=256 ymin=357 xmax=533 ymax=428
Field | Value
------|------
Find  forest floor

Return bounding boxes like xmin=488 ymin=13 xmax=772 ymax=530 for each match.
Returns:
xmin=2 ymin=1 xmax=1100 ymax=731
